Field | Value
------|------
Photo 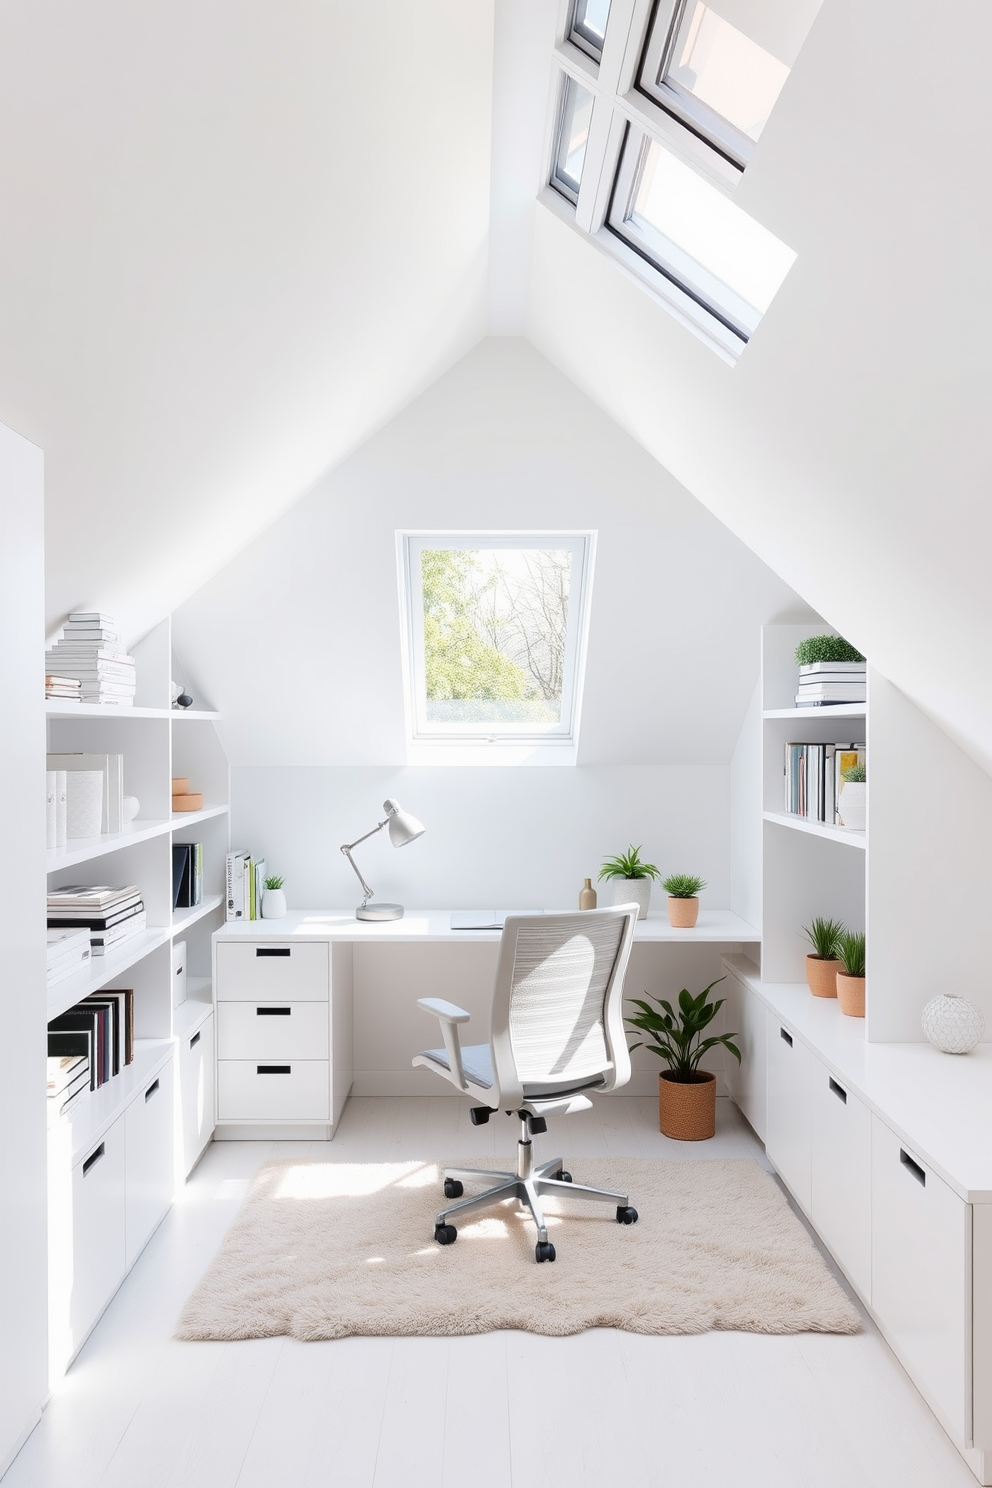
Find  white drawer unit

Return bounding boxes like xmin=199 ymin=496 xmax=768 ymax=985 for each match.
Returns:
xmin=179 ymin=1014 xmax=215 ymax=1177
xmin=810 ymin=1065 xmax=872 ymax=1300
xmin=124 ymin=1061 xmax=176 ymax=1270
xmin=217 ymin=1000 xmax=329 ymax=1061
xmin=723 ymin=970 xmax=768 ymax=1142
xmin=70 ymin=1117 xmax=126 ymax=1353
xmin=215 ymin=942 xmax=329 ymax=1002
xmin=871 ymin=1116 xmax=971 ymax=1447
xmin=217 ymin=1059 xmax=330 ymax=1121
xmin=765 ymin=1018 xmax=812 ymax=1215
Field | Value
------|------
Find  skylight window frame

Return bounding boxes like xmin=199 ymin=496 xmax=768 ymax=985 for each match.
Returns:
xmin=398 ymin=531 xmax=596 ymax=751
xmin=550 ymin=71 xmax=595 ymax=206
xmin=566 ymin=0 xmax=612 ymax=63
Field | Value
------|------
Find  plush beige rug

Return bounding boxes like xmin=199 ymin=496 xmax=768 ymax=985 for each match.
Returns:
xmin=176 ymin=1156 xmax=861 ymax=1341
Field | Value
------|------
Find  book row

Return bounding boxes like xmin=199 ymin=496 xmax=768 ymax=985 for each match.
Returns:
xmin=47 ymin=884 xmax=147 ymax=956
xmin=226 ymin=851 xmax=266 ymax=921
xmin=47 ymin=988 xmax=135 ymax=1119
xmin=784 ymin=742 xmax=866 ymax=827
xmin=46 ymin=751 xmax=126 ymax=847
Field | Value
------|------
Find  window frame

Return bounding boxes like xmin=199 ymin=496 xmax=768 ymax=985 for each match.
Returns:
xmin=398 ymin=531 xmax=596 ymax=750
xmin=550 ymin=72 xmax=594 ymax=205
xmin=567 ymin=0 xmax=611 ymax=63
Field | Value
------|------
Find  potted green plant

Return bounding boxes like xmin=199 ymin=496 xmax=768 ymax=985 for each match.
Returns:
xmin=801 ymin=916 xmax=844 ymax=998
xmin=794 ymin=635 xmax=865 ymax=666
xmin=660 ymin=872 xmax=707 ymax=928
xmin=598 ymin=845 xmax=661 ymax=920
xmin=261 ymin=874 xmax=287 ymax=920
xmin=794 ymin=635 xmax=866 ymax=709
xmin=626 ymin=978 xmax=741 ymax=1139
xmin=838 ymin=762 xmax=866 ymax=831
xmin=837 ymin=929 xmax=866 ymax=1017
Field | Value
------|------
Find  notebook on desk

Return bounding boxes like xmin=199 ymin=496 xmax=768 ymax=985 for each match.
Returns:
xmin=449 ymin=910 xmax=543 ymax=930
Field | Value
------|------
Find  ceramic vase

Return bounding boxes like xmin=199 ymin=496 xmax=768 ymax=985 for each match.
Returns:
xmin=609 ymin=879 xmax=651 ymax=919
xmin=838 ymin=781 xmax=867 ymax=831
xmin=921 ymin=994 xmax=985 ymax=1054
xmin=261 ymin=888 xmax=287 ymax=920
xmin=578 ymin=878 xmax=597 ymax=910
xmin=667 ymin=896 xmax=699 ymax=928
xmin=658 ymin=1071 xmax=716 ymax=1140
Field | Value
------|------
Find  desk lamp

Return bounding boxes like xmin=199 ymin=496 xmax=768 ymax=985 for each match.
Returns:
xmin=340 ymin=798 xmax=425 ymax=921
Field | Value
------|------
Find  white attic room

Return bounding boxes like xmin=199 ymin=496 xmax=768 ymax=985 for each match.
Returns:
xmin=2 ymin=1 xmax=992 ymax=1485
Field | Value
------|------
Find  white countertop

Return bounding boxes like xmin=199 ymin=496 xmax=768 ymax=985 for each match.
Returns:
xmin=213 ymin=907 xmax=761 ymax=945
xmin=725 ymin=953 xmax=992 ymax=1204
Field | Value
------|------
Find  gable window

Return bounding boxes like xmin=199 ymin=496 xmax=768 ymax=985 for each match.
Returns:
xmin=399 ymin=533 xmax=594 ymax=752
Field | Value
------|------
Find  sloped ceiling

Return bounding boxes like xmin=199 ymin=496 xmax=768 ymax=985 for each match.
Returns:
xmin=0 ymin=0 xmax=494 ymax=643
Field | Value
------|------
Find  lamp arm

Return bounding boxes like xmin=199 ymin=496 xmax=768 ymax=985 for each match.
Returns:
xmin=340 ymin=819 xmax=388 ymax=907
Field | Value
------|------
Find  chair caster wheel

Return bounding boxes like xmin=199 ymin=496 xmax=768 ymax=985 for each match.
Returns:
xmin=616 ymin=1205 xmax=638 ymax=1225
xmin=443 ymin=1178 xmax=464 ymax=1199
xmin=435 ymin=1223 xmax=457 ymax=1245
xmin=555 ymin=1170 xmax=572 ymax=1183
xmin=535 ymin=1241 xmax=556 ymax=1263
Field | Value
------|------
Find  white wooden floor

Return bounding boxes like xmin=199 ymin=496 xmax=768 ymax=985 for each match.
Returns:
xmin=3 ymin=1096 xmax=979 ymax=1488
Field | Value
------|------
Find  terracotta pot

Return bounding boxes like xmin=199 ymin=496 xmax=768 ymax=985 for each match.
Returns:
xmin=658 ymin=1070 xmax=716 ymax=1139
xmin=837 ymin=973 xmax=866 ymax=1018
xmin=667 ymin=896 xmax=699 ymax=928
xmin=806 ymin=954 xmax=840 ymax=998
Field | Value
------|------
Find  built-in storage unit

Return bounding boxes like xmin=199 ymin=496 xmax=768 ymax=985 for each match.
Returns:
xmin=45 ymin=615 xmax=228 ymax=1373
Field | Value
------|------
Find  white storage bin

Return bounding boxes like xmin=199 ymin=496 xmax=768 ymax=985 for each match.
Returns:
xmin=765 ymin=1018 xmax=812 ymax=1214
xmin=218 ymin=1059 xmax=330 ymax=1121
xmin=70 ymin=1117 xmax=126 ymax=1351
xmin=124 ymin=1056 xmax=176 ymax=1268
xmin=810 ymin=1064 xmax=872 ymax=1299
xmin=216 ymin=942 xmax=329 ymax=1001
xmin=217 ymin=1000 xmax=328 ymax=1060
xmin=179 ymin=1014 xmax=215 ymax=1176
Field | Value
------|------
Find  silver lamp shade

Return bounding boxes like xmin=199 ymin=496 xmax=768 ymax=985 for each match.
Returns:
xmin=384 ymin=798 xmax=425 ymax=848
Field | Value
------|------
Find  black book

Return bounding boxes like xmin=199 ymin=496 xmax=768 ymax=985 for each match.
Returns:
xmin=173 ymin=844 xmax=193 ymax=909
xmin=47 ymin=1022 xmax=97 ymax=1089
xmin=48 ymin=900 xmax=144 ymax=931
xmin=83 ymin=996 xmax=122 ymax=1077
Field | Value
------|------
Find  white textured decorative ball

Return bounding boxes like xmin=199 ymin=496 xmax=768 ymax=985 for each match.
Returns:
xmin=921 ymin=994 xmax=985 ymax=1054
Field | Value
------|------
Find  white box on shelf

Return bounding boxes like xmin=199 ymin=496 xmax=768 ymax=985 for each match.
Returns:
xmin=172 ymin=939 xmax=187 ymax=1007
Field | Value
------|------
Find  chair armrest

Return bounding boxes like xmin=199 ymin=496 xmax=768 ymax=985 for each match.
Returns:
xmin=417 ymin=997 xmax=471 ymax=1023
xmin=417 ymin=998 xmax=471 ymax=1089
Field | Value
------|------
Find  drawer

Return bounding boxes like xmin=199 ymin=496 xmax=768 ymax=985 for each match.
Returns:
xmin=70 ymin=1117 xmax=126 ymax=1349
xmin=179 ymin=1014 xmax=215 ymax=1176
xmin=765 ymin=1019 xmax=812 ymax=1215
xmin=216 ymin=941 xmax=328 ymax=1002
xmin=810 ymin=1065 xmax=871 ymax=1299
xmin=217 ymin=1000 xmax=328 ymax=1060
xmin=218 ymin=1059 xmax=330 ymax=1121
xmin=124 ymin=1057 xmax=176 ymax=1269
xmin=871 ymin=1116 xmax=970 ymax=1445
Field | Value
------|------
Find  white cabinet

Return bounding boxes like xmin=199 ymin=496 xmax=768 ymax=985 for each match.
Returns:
xmin=723 ymin=969 xmax=767 ymax=1141
xmin=810 ymin=1064 xmax=871 ymax=1300
xmin=69 ymin=1118 xmax=126 ymax=1353
xmin=215 ymin=942 xmax=329 ymax=1000
xmin=765 ymin=1017 xmax=812 ymax=1214
xmin=124 ymin=1065 xmax=175 ymax=1268
xmin=217 ymin=1000 xmax=328 ymax=1059
xmin=218 ymin=1059 xmax=330 ymax=1121
xmin=179 ymin=1012 xmax=215 ymax=1176
xmin=871 ymin=1116 xmax=971 ymax=1447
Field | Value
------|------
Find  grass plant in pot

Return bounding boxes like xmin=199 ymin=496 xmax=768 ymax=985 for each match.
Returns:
xmin=261 ymin=875 xmax=287 ymax=920
xmin=838 ymin=762 xmax=867 ymax=831
xmin=598 ymin=845 xmax=660 ymax=920
xmin=837 ymin=929 xmax=866 ymax=1017
xmin=661 ymin=872 xmax=706 ymax=928
xmin=801 ymin=916 xmax=844 ymax=998
xmin=627 ymin=978 xmax=741 ymax=1140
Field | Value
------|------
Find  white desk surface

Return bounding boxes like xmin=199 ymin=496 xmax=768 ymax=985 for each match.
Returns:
xmin=214 ymin=908 xmax=761 ymax=944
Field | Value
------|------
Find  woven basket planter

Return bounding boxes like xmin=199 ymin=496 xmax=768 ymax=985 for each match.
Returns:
xmin=837 ymin=973 xmax=866 ymax=1018
xmin=806 ymin=954 xmax=840 ymax=998
xmin=658 ymin=1070 xmax=716 ymax=1140
xmin=666 ymin=896 xmax=699 ymax=928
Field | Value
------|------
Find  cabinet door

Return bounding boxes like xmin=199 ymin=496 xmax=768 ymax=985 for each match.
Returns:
xmin=216 ymin=942 xmax=329 ymax=1001
xmin=217 ymin=1000 xmax=328 ymax=1060
xmin=70 ymin=1117 xmax=126 ymax=1353
xmin=724 ymin=972 xmax=767 ymax=1142
xmin=810 ymin=1065 xmax=871 ymax=1299
xmin=124 ymin=1058 xmax=176 ymax=1269
xmin=180 ymin=1015 xmax=215 ymax=1177
xmin=871 ymin=1116 xmax=970 ymax=1446
xmin=765 ymin=1019 xmax=812 ymax=1214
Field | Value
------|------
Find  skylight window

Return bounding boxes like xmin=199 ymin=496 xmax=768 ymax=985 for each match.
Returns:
xmin=399 ymin=533 xmax=594 ymax=749
xmin=551 ymin=74 xmax=595 ymax=203
xmin=568 ymin=0 xmax=613 ymax=62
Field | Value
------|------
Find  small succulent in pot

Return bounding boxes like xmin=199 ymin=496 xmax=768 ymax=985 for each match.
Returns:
xmin=598 ymin=845 xmax=661 ymax=920
xmin=838 ymin=761 xmax=867 ymax=830
xmin=661 ymin=872 xmax=707 ymax=928
xmin=261 ymin=874 xmax=287 ymax=920
xmin=801 ymin=916 xmax=844 ymax=998
xmin=837 ymin=929 xmax=866 ymax=1018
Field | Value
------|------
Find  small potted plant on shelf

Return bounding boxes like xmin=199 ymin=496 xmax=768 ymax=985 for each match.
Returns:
xmin=801 ymin=916 xmax=844 ymax=998
xmin=626 ymin=978 xmax=741 ymax=1140
xmin=793 ymin=634 xmax=866 ymax=710
xmin=660 ymin=872 xmax=707 ymax=929
xmin=598 ymin=845 xmax=661 ymax=920
xmin=837 ymin=762 xmax=867 ymax=831
xmin=836 ymin=929 xmax=866 ymax=1017
xmin=261 ymin=875 xmax=287 ymax=920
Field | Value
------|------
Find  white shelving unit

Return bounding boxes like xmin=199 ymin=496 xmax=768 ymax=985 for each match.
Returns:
xmin=45 ymin=614 xmax=228 ymax=1374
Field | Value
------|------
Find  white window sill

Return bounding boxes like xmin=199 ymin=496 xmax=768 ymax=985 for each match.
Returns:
xmin=406 ymin=740 xmax=579 ymax=768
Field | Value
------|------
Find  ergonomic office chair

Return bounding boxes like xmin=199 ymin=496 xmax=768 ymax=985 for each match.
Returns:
xmin=413 ymin=905 xmax=640 ymax=1263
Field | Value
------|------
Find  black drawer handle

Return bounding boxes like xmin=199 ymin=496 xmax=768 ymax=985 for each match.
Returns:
xmin=176 ymin=965 xmax=184 ymax=976
xmin=189 ymin=1031 xmax=201 ymax=1049
xmin=145 ymin=1078 xmax=160 ymax=1102
xmin=82 ymin=1143 xmax=105 ymax=1175
xmin=257 ymin=1006 xmax=291 ymax=1016
xmin=780 ymin=1027 xmax=793 ymax=1047
xmin=257 ymin=1064 xmax=291 ymax=1075
xmin=255 ymin=947 xmax=291 ymax=958
xmin=900 ymin=1149 xmax=926 ymax=1186
xmin=829 ymin=1077 xmax=847 ymax=1104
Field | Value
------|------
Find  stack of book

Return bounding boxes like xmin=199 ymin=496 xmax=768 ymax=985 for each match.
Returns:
xmin=45 ymin=675 xmax=81 ymax=702
xmin=47 ymin=1053 xmax=90 ymax=1121
xmin=48 ymin=989 xmax=134 ymax=1096
xmin=796 ymin=661 xmax=867 ymax=708
xmin=47 ymin=927 xmax=92 ymax=989
xmin=226 ymin=851 xmax=266 ymax=921
xmin=47 ymin=885 xmax=147 ymax=956
xmin=45 ymin=613 xmax=136 ymax=706
xmin=785 ymin=743 xmax=866 ymax=826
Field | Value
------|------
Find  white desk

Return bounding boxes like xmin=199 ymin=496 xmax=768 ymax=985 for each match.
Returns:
xmin=211 ymin=908 xmax=760 ymax=1136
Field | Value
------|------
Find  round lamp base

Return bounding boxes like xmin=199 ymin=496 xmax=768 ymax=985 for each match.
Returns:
xmin=356 ymin=903 xmax=405 ymax=921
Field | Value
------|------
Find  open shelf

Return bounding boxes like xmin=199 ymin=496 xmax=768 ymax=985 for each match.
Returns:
xmin=170 ymin=805 xmax=228 ymax=828
xmin=764 ymin=810 xmax=866 ymax=849
xmin=763 ymin=704 xmax=866 ymax=720
xmin=47 ymin=818 xmax=172 ymax=870
xmin=51 ymin=1038 xmax=176 ymax=1164
xmin=47 ymin=929 xmax=171 ymax=1021
xmin=172 ymin=894 xmax=224 ymax=934
xmin=45 ymin=701 xmax=220 ymax=721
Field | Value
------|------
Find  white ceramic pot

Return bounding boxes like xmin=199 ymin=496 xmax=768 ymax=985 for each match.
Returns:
xmin=921 ymin=993 xmax=985 ymax=1054
xmin=261 ymin=888 xmax=287 ymax=920
xmin=608 ymin=879 xmax=651 ymax=919
xmin=838 ymin=781 xmax=866 ymax=831
xmin=122 ymin=795 xmax=140 ymax=823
